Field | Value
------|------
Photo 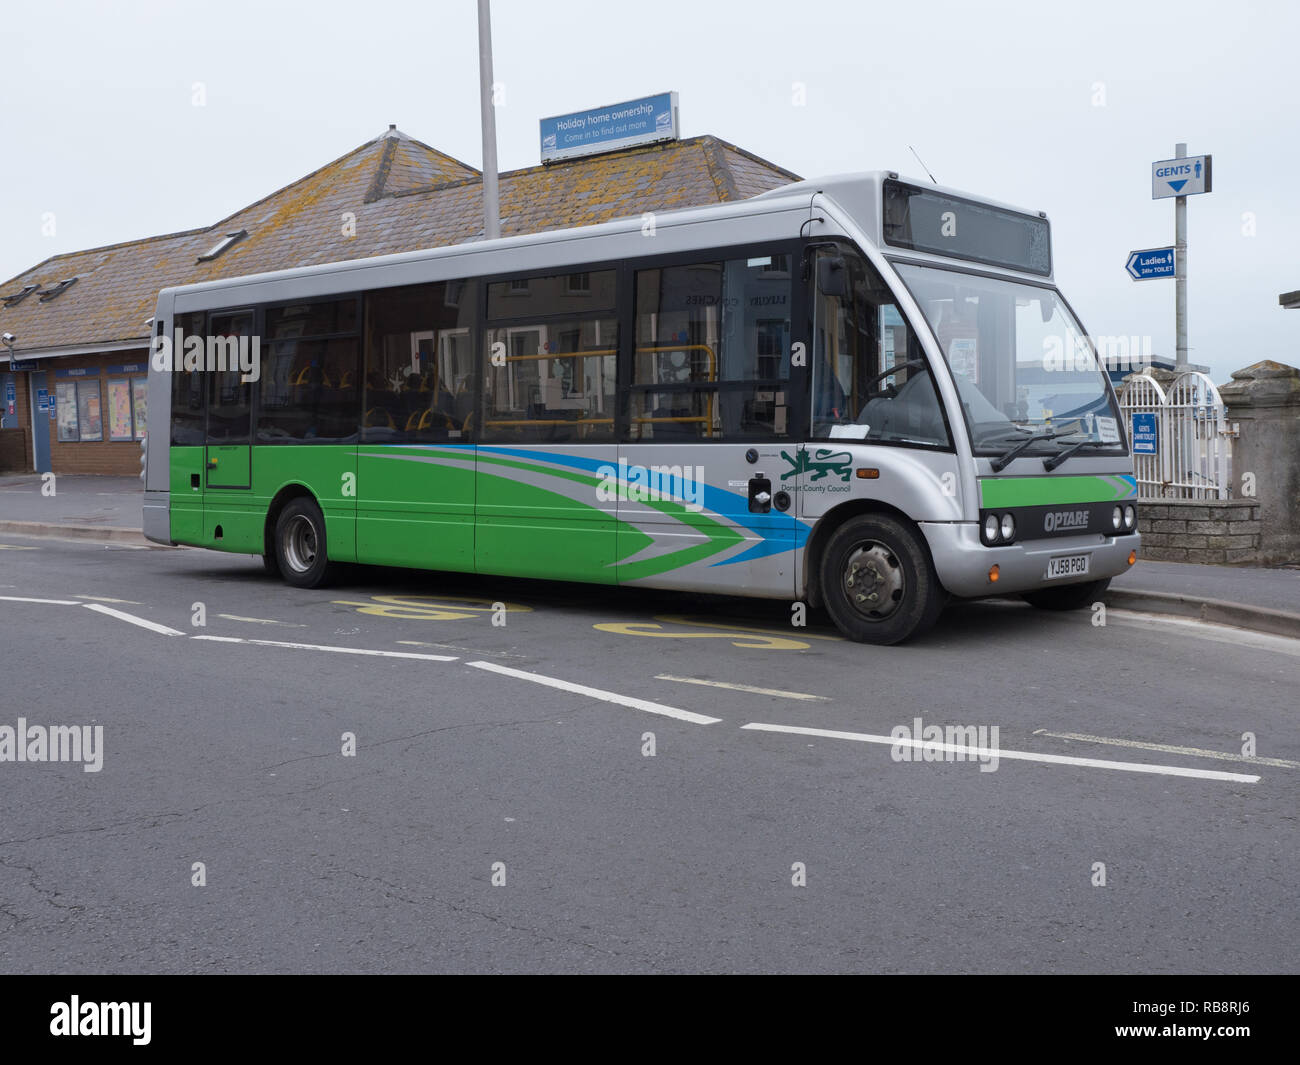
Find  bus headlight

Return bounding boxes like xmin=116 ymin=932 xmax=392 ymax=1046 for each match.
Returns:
xmin=999 ymin=513 xmax=1016 ymax=542
xmin=1123 ymin=504 xmax=1136 ymax=531
xmin=1111 ymin=505 xmax=1122 ymax=530
xmin=982 ymin=514 xmax=1000 ymax=545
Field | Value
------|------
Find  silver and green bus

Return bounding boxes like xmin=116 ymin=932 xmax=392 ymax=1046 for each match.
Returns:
xmin=143 ymin=171 xmax=1139 ymax=644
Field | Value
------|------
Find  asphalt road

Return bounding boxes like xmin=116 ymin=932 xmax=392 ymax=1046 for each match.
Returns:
xmin=0 ymin=533 xmax=1296 ymax=974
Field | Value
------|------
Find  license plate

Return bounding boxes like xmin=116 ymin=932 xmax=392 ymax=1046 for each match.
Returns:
xmin=1045 ymin=554 xmax=1090 ymax=580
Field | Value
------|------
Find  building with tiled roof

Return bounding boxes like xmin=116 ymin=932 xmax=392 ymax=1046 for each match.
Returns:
xmin=0 ymin=126 xmax=798 ymax=474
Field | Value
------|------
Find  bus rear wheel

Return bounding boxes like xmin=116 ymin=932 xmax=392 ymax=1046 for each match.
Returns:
xmin=820 ymin=514 xmax=944 ymax=645
xmin=274 ymin=498 xmax=336 ymax=588
xmin=1021 ymin=578 xmax=1110 ymax=611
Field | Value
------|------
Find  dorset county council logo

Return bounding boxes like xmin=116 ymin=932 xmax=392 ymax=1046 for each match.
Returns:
xmin=779 ymin=449 xmax=852 ymax=483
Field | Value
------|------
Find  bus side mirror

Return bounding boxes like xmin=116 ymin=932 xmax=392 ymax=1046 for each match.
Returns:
xmin=816 ymin=256 xmax=848 ymax=297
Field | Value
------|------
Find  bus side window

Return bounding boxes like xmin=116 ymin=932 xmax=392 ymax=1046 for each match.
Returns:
xmin=170 ymin=311 xmax=207 ymax=446
xmin=629 ymin=254 xmax=791 ymax=442
xmin=362 ymin=282 xmax=475 ymax=442
xmin=811 ymin=250 xmax=950 ymax=448
xmin=206 ymin=311 xmax=254 ymax=444
xmin=482 ymin=271 xmax=617 ymax=444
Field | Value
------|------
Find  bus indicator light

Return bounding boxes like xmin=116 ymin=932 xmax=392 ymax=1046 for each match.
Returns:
xmin=856 ymin=468 xmax=879 ymax=479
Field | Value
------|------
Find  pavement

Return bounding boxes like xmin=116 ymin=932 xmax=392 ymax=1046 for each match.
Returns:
xmin=2 ymin=472 xmax=1296 ymax=636
xmin=0 ymin=474 xmax=147 ymax=542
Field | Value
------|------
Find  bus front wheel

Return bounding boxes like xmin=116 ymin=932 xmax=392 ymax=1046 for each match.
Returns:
xmin=274 ymin=498 xmax=336 ymax=588
xmin=1021 ymin=578 xmax=1110 ymax=611
xmin=820 ymin=514 xmax=944 ymax=645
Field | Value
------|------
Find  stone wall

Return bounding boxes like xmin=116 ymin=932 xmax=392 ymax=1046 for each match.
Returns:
xmin=1219 ymin=360 xmax=1300 ymax=565
xmin=1138 ymin=499 xmax=1262 ymax=564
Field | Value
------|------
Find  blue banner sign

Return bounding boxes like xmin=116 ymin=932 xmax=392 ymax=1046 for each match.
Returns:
xmin=1125 ymin=247 xmax=1175 ymax=281
xmin=540 ymin=92 xmax=679 ymax=164
xmin=1131 ymin=412 xmax=1158 ymax=455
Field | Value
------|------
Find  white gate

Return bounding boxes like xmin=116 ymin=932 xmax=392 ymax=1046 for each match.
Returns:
xmin=1118 ymin=371 xmax=1233 ymax=500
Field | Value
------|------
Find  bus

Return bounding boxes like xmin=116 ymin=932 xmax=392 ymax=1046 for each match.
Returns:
xmin=142 ymin=171 xmax=1139 ymax=644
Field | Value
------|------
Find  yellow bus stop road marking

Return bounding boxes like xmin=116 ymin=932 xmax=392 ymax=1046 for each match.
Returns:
xmin=593 ymin=615 xmax=830 ymax=650
xmin=657 ymin=615 xmax=843 ymax=640
xmin=0 ymin=544 xmax=39 ymax=550
xmin=1033 ymin=729 xmax=1300 ymax=769
xmin=655 ymin=674 xmax=828 ymax=701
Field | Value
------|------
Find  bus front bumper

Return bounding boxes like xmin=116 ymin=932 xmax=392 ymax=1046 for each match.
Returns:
xmin=921 ymin=522 xmax=1139 ymax=599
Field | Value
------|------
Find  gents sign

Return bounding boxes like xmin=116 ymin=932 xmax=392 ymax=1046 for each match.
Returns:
xmin=540 ymin=92 xmax=679 ymax=163
xmin=1152 ymin=155 xmax=1212 ymax=199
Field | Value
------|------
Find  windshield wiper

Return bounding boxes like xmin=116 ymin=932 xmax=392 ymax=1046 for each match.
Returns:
xmin=1043 ymin=439 xmax=1091 ymax=472
xmin=1043 ymin=437 xmax=1121 ymax=472
xmin=988 ymin=421 xmax=1083 ymax=472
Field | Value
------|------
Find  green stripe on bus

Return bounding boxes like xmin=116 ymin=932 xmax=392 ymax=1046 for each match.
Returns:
xmin=979 ymin=475 xmax=1136 ymax=509
xmin=366 ymin=448 xmax=746 ymax=579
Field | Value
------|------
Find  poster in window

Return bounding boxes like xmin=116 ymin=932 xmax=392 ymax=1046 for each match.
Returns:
xmin=108 ymin=379 xmax=133 ymax=440
xmin=131 ymin=377 xmax=148 ymax=439
xmin=77 ymin=380 xmax=103 ymax=441
xmin=947 ymin=338 xmax=979 ymax=384
xmin=56 ymin=381 xmax=79 ymax=441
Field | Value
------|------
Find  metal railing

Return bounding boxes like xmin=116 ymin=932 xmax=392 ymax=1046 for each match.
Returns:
xmin=1118 ymin=370 xmax=1233 ymax=500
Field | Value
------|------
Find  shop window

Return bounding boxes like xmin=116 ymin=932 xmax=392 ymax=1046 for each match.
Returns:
xmin=106 ymin=379 xmax=134 ymax=441
xmin=131 ymin=378 xmax=147 ymax=440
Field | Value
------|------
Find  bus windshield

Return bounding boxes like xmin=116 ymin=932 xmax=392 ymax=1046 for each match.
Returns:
xmin=894 ymin=263 xmax=1124 ymax=455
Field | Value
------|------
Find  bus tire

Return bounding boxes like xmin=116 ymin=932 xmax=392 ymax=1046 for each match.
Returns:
xmin=820 ymin=514 xmax=944 ymax=645
xmin=1021 ymin=578 xmax=1110 ymax=611
xmin=274 ymin=497 xmax=336 ymax=588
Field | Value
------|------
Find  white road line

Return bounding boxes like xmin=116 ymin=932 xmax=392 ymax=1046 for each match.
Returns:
xmin=74 ymin=595 xmax=143 ymax=605
xmin=741 ymin=722 xmax=1261 ymax=784
xmin=0 ymin=595 xmax=80 ymax=605
xmin=655 ymin=674 xmax=828 ymax=701
xmin=82 ymin=602 xmax=185 ymax=636
xmin=217 ymin=614 xmax=306 ymax=627
xmin=397 ymin=640 xmax=526 ymax=659
xmin=469 ymin=661 xmax=721 ymax=725
xmin=193 ymin=634 xmax=458 ymax=661
xmin=1033 ymin=728 xmax=1300 ymax=769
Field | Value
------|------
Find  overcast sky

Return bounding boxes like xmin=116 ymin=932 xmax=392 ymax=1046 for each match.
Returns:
xmin=2 ymin=0 xmax=1296 ymax=382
